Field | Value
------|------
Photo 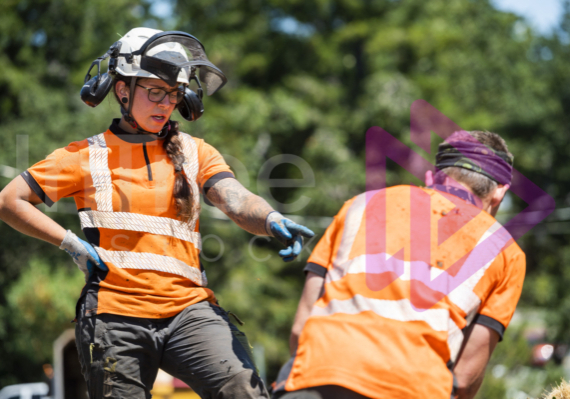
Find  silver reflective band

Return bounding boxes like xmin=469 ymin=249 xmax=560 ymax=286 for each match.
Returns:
xmin=333 ymin=193 xmax=366 ymax=269
xmin=79 ymin=210 xmax=202 ymax=249
xmin=87 ymin=134 xmax=113 ymax=212
xmin=320 ymin=193 xmax=513 ymax=362
xmin=96 ymin=247 xmax=207 ymax=287
xmin=85 ymin=131 xmax=206 ymax=285
xmin=311 ymin=295 xmax=452 ymax=332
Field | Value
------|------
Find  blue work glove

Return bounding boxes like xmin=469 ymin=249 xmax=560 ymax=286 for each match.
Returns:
xmin=266 ymin=212 xmax=315 ymax=262
xmin=59 ymin=230 xmax=108 ymax=281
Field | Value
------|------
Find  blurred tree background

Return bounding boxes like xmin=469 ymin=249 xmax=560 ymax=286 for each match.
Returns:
xmin=1 ymin=0 xmax=570 ymax=397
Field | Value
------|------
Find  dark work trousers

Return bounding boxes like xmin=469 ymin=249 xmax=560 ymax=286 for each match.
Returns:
xmin=272 ymin=358 xmax=369 ymax=399
xmin=274 ymin=386 xmax=369 ymax=399
xmin=75 ymin=299 xmax=269 ymax=399
xmin=272 ymin=358 xmax=455 ymax=399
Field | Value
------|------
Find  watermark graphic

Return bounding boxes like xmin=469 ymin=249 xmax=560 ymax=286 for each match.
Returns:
xmin=365 ymin=99 xmax=555 ymax=310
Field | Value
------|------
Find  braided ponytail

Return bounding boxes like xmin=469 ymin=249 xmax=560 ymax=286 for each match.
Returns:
xmin=163 ymin=121 xmax=198 ymax=223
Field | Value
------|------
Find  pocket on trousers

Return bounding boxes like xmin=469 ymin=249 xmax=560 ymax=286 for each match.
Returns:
xmin=86 ymin=320 xmax=117 ymax=398
xmin=89 ymin=349 xmax=117 ymax=398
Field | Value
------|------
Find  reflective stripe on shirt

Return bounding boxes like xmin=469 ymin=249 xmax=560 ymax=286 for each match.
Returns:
xmin=79 ymin=210 xmax=202 ymax=248
xmin=96 ymin=247 xmax=207 ymax=287
xmin=86 ymin=132 xmax=205 ymax=286
xmin=87 ymin=134 xmax=113 ymax=212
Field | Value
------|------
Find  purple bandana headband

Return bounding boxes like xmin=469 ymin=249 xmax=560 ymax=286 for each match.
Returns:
xmin=435 ymin=140 xmax=514 ymax=185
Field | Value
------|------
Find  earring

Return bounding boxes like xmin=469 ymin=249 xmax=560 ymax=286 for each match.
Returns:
xmin=121 ymin=97 xmax=128 ymax=104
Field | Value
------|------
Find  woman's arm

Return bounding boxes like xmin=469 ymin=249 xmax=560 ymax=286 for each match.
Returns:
xmin=0 ymin=175 xmax=106 ymax=279
xmin=0 ymin=175 xmax=66 ymax=246
xmin=206 ymin=178 xmax=314 ymax=261
xmin=205 ymin=178 xmax=274 ymax=236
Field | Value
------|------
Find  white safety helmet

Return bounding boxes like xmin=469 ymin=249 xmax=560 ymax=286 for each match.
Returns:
xmin=80 ymin=27 xmax=227 ymax=127
xmin=115 ymin=27 xmax=190 ymax=84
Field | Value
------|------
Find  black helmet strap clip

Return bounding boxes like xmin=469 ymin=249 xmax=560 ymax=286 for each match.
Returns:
xmin=121 ymin=76 xmax=172 ymax=137
xmin=190 ymin=69 xmax=204 ymax=100
xmin=123 ymin=76 xmax=138 ymax=128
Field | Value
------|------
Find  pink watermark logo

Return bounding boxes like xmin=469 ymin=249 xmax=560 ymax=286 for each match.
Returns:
xmin=365 ymin=100 xmax=555 ymax=310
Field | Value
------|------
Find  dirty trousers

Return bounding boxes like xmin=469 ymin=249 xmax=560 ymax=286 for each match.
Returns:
xmin=75 ymin=300 xmax=269 ymax=399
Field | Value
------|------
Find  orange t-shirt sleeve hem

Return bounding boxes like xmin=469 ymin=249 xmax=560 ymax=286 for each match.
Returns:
xmin=24 ymin=142 xmax=87 ymax=205
xmin=477 ymin=245 xmax=526 ymax=339
xmin=194 ymin=137 xmax=234 ymax=191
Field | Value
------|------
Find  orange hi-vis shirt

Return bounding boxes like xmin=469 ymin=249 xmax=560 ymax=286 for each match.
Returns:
xmin=286 ymin=185 xmax=525 ymax=399
xmin=22 ymin=120 xmax=234 ymax=319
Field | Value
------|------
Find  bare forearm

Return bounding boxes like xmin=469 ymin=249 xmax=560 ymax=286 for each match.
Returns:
xmin=454 ymin=324 xmax=499 ymax=399
xmin=0 ymin=176 xmax=66 ymax=246
xmin=290 ymin=272 xmax=325 ymax=355
xmin=0 ymin=199 xmax=66 ymax=246
xmin=206 ymin=178 xmax=275 ymax=235
xmin=456 ymin=376 xmax=484 ymax=399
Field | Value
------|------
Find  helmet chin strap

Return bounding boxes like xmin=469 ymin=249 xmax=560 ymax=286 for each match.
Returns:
xmin=121 ymin=76 xmax=170 ymax=138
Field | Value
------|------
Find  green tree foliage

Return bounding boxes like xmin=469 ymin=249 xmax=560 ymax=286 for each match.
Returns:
xmin=1 ymin=0 xmax=570 ymax=395
xmin=0 ymin=0 xmax=154 ymax=386
xmin=6 ymin=258 xmax=84 ymax=363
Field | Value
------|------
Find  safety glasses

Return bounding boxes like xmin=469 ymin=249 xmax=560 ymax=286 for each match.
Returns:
xmin=136 ymin=84 xmax=184 ymax=104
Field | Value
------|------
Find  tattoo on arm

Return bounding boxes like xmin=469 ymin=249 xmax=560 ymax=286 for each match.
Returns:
xmin=206 ymin=178 xmax=274 ymax=235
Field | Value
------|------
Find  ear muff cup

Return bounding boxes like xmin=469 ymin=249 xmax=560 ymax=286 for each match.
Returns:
xmin=80 ymin=73 xmax=114 ymax=108
xmin=177 ymin=87 xmax=204 ymax=121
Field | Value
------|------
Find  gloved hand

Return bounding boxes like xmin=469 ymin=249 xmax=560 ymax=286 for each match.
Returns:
xmin=59 ymin=230 xmax=108 ymax=281
xmin=266 ymin=212 xmax=315 ymax=262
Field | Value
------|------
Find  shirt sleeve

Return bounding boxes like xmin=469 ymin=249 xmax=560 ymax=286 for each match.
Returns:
xmin=476 ymin=244 xmax=526 ymax=341
xmin=306 ymin=199 xmax=354 ymax=273
xmin=195 ymin=138 xmax=234 ymax=193
xmin=23 ymin=143 xmax=86 ymax=206
xmin=304 ymin=262 xmax=328 ymax=277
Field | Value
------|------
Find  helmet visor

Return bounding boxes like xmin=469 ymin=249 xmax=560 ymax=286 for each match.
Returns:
xmin=137 ymin=31 xmax=227 ymax=95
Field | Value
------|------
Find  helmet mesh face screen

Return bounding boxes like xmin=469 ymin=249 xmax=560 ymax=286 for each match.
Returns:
xmin=198 ymin=67 xmax=225 ymax=96
xmin=140 ymin=34 xmax=227 ymax=95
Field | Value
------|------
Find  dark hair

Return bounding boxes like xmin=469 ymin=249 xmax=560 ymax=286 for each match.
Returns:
xmin=111 ymin=74 xmax=196 ymax=222
xmin=434 ymin=131 xmax=512 ymax=199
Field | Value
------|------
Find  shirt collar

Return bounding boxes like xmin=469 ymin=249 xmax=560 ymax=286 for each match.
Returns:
xmin=108 ymin=118 xmax=164 ymax=144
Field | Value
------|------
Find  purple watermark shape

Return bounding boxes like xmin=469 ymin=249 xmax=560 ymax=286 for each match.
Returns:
xmin=365 ymin=99 xmax=555 ymax=310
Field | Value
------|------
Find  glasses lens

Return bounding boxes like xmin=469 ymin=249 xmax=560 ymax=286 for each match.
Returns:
xmin=148 ymin=88 xmax=166 ymax=102
xmin=171 ymin=91 xmax=184 ymax=104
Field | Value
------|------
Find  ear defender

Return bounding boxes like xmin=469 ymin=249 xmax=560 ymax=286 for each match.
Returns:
xmin=177 ymin=87 xmax=204 ymax=121
xmin=80 ymin=73 xmax=114 ymax=108
xmin=80 ymin=41 xmax=122 ymax=108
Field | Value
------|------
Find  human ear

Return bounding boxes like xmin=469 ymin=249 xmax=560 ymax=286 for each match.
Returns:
xmin=115 ymin=81 xmax=129 ymax=100
xmin=490 ymin=184 xmax=510 ymax=208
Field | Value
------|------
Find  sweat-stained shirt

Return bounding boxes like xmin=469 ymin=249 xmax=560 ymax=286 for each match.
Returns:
xmin=22 ymin=119 xmax=234 ymax=319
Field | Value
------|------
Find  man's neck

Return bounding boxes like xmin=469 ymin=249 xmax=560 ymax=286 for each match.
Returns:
xmin=440 ymin=177 xmax=493 ymax=212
